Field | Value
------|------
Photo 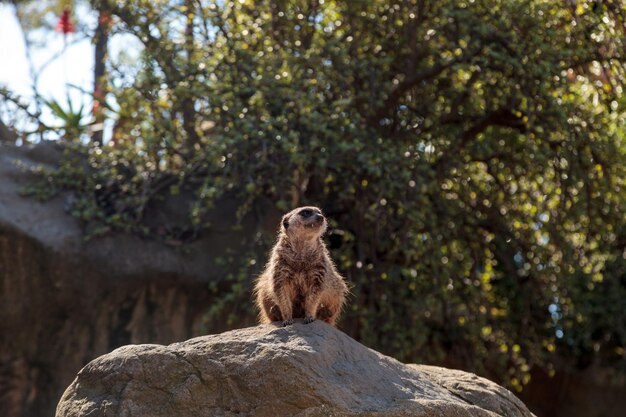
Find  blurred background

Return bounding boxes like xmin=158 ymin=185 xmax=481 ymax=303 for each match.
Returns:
xmin=0 ymin=1 xmax=624 ymax=416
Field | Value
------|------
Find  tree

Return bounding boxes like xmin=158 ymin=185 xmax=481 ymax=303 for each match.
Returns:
xmin=10 ymin=0 xmax=626 ymax=390
xmin=0 ymin=0 xmax=107 ymax=143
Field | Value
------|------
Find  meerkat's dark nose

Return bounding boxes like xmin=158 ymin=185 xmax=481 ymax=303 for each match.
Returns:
xmin=314 ymin=213 xmax=324 ymax=221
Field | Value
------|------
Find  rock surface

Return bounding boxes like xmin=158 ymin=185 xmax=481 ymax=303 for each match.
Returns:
xmin=0 ymin=142 xmax=277 ymax=417
xmin=56 ymin=321 xmax=534 ymax=417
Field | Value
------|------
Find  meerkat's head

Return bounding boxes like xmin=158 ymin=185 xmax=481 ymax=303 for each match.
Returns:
xmin=281 ymin=206 xmax=327 ymax=240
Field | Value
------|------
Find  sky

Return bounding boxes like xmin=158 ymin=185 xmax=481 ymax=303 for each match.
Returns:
xmin=0 ymin=3 xmax=139 ymax=143
xmin=0 ymin=5 xmax=93 ymax=100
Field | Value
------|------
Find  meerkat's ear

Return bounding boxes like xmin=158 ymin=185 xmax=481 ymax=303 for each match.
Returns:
xmin=282 ymin=214 xmax=290 ymax=229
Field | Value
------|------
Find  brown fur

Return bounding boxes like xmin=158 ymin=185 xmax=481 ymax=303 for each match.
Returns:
xmin=253 ymin=206 xmax=348 ymax=326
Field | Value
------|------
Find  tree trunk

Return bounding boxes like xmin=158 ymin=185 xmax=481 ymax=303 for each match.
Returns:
xmin=181 ymin=0 xmax=199 ymax=153
xmin=91 ymin=3 xmax=110 ymax=146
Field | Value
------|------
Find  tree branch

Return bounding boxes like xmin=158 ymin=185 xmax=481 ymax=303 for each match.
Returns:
xmin=369 ymin=46 xmax=483 ymax=125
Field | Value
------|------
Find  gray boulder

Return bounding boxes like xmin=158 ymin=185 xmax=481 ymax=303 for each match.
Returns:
xmin=56 ymin=321 xmax=534 ymax=417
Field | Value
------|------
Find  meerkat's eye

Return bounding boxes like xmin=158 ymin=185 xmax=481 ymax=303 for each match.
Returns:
xmin=299 ymin=209 xmax=313 ymax=218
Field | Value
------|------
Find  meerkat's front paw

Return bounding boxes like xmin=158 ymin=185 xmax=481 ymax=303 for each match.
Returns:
xmin=282 ymin=318 xmax=294 ymax=326
xmin=317 ymin=305 xmax=333 ymax=321
xmin=303 ymin=316 xmax=315 ymax=324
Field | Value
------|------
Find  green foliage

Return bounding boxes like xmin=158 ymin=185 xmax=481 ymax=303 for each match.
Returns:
xmin=20 ymin=0 xmax=626 ymax=389
xmin=42 ymin=95 xmax=89 ymax=139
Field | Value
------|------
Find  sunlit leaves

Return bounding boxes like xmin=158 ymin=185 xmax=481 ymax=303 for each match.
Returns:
xmin=17 ymin=0 xmax=622 ymax=387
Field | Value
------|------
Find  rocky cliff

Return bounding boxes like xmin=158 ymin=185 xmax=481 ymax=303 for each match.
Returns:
xmin=0 ymin=142 xmax=273 ymax=417
xmin=56 ymin=321 xmax=534 ymax=417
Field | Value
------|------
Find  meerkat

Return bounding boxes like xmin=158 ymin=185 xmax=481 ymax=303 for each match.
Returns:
xmin=254 ymin=206 xmax=348 ymax=326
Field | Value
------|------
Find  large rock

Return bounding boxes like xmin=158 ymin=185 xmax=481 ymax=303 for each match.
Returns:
xmin=56 ymin=322 xmax=534 ymax=417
